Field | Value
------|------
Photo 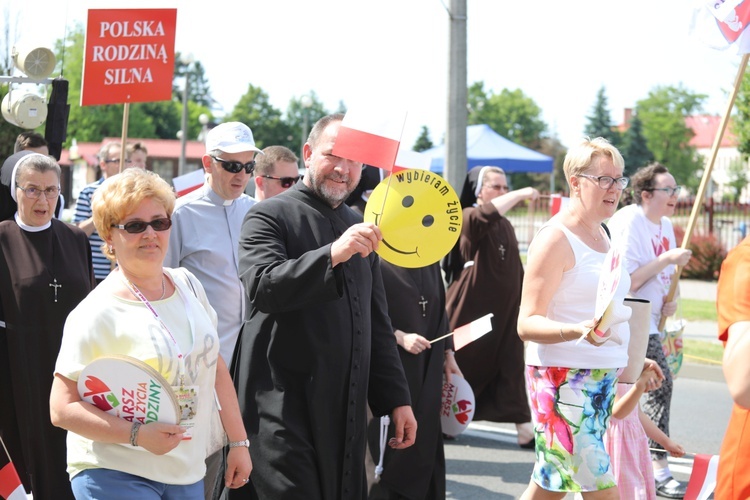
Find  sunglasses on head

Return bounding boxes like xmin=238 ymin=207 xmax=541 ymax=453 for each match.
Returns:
xmin=260 ymin=174 xmax=302 ymax=188
xmin=112 ymin=217 xmax=172 ymax=234
xmin=211 ymin=156 xmax=255 ymax=174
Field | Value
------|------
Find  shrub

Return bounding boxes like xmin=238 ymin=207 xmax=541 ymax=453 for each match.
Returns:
xmin=673 ymin=226 xmax=726 ymax=280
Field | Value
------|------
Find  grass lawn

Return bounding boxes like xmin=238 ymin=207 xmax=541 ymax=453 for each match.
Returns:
xmin=683 ymin=339 xmax=724 ymax=366
xmin=680 ymin=298 xmax=717 ymax=322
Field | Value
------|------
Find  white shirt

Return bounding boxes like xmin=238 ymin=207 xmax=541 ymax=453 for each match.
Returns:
xmin=608 ymin=204 xmax=677 ymax=335
xmin=164 ymin=183 xmax=256 ymax=363
xmin=55 ymin=268 xmax=220 ymax=484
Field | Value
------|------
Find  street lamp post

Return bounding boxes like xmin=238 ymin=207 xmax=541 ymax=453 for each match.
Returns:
xmin=198 ymin=113 xmax=209 ymax=143
xmin=178 ymin=53 xmax=194 ymax=177
xmin=300 ymin=95 xmax=312 ymax=161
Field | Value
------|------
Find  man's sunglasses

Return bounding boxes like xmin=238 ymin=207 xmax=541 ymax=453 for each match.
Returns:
xmin=112 ymin=217 xmax=172 ymax=234
xmin=260 ymin=175 xmax=302 ymax=188
xmin=211 ymin=156 xmax=255 ymax=174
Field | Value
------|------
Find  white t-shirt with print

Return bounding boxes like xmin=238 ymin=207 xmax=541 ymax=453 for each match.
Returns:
xmin=55 ymin=268 xmax=220 ymax=485
xmin=608 ymin=204 xmax=677 ymax=335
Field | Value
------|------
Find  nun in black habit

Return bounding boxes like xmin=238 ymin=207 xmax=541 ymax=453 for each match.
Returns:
xmin=0 ymin=153 xmax=94 ymax=499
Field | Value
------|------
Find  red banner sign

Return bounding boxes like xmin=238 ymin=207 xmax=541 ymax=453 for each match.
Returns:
xmin=81 ymin=9 xmax=177 ymax=106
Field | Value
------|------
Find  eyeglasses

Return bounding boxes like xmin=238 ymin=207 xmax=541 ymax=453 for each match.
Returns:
xmin=112 ymin=217 xmax=172 ymax=234
xmin=260 ymin=175 xmax=301 ymax=188
xmin=18 ymin=185 xmax=60 ymax=199
xmin=648 ymin=186 xmax=681 ymax=197
xmin=104 ymin=159 xmax=133 ymax=165
xmin=578 ymin=174 xmax=630 ymax=190
xmin=211 ymin=156 xmax=255 ymax=174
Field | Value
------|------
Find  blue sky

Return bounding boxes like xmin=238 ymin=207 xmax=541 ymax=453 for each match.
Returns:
xmin=7 ymin=0 xmax=743 ymax=149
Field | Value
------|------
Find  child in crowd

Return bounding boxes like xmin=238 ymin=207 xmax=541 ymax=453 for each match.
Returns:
xmin=605 ymin=298 xmax=685 ymax=499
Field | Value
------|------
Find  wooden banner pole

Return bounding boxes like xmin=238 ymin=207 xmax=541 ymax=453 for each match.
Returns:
xmin=119 ymin=102 xmax=131 ymax=173
xmin=657 ymin=53 xmax=750 ymax=331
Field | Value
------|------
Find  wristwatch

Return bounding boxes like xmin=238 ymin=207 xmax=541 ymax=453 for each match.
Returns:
xmin=229 ymin=439 xmax=250 ymax=448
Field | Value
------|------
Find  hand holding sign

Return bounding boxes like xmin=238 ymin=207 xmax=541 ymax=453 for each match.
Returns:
xmin=364 ymin=169 xmax=461 ymax=268
xmin=576 ymin=247 xmax=629 ymax=345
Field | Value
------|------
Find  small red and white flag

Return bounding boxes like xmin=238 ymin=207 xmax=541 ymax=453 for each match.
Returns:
xmin=332 ymin=107 xmax=407 ymax=171
xmin=173 ymin=168 xmax=206 ymax=197
xmin=393 ymin=148 xmax=432 ymax=173
xmin=684 ymin=454 xmax=719 ymax=500
xmin=691 ymin=0 xmax=750 ymax=53
xmin=0 ymin=438 xmax=25 ymax=500
xmin=550 ymin=195 xmax=570 ymax=216
xmin=453 ymin=313 xmax=494 ymax=351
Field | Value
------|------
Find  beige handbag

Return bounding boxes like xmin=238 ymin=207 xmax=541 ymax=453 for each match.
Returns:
xmin=620 ymin=298 xmax=652 ymax=383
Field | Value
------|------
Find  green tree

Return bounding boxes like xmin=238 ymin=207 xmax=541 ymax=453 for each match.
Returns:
xmin=283 ymin=92 xmax=330 ymax=154
xmin=732 ymin=71 xmax=750 ymax=157
xmin=412 ymin=125 xmax=433 ymax=151
xmin=726 ymin=157 xmax=749 ymax=203
xmin=467 ymin=81 xmax=547 ymax=149
xmin=635 ymin=85 xmax=706 ymax=189
xmin=226 ymin=83 xmax=294 ymax=150
xmin=173 ymin=53 xmax=213 ymax=109
xmin=538 ymin=136 xmax=568 ymax=193
xmin=620 ymin=113 xmax=654 ymax=176
xmin=584 ymin=86 xmax=620 ymax=146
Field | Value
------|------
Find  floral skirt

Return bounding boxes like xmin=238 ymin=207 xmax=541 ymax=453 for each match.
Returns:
xmin=526 ymin=366 xmax=618 ymax=492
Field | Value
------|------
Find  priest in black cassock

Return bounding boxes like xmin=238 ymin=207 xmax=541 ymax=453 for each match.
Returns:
xmin=367 ymin=261 xmax=462 ymax=500
xmin=0 ymin=153 xmax=94 ymax=499
xmin=230 ymin=113 xmax=416 ymax=500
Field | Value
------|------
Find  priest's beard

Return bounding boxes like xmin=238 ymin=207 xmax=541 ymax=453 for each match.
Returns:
xmin=308 ymin=170 xmax=357 ymax=208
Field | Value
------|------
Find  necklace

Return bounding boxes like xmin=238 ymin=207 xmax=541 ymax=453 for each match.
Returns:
xmin=405 ymin=268 xmax=428 ymax=318
xmin=158 ymin=275 xmax=166 ymax=300
xmin=571 ymin=208 xmax=600 ymax=241
xmin=127 ymin=274 xmax=166 ymax=301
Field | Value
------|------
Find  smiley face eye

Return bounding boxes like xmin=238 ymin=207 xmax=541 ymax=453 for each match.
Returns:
xmin=402 ymin=195 xmax=414 ymax=208
xmin=422 ymin=215 xmax=434 ymax=227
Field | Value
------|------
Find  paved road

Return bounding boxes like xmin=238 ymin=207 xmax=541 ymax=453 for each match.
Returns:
xmin=442 ymin=362 xmax=730 ymax=499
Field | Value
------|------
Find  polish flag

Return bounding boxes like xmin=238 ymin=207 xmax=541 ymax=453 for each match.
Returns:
xmin=453 ymin=313 xmax=494 ymax=351
xmin=550 ymin=195 xmax=570 ymax=216
xmin=0 ymin=440 xmax=25 ymax=500
xmin=173 ymin=168 xmax=206 ymax=197
xmin=393 ymin=148 xmax=432 ymax=173
xmin=684 ymin=454 xmax=719 ymax=500
xmin=332 ymin=107 xmax=407 ymax=171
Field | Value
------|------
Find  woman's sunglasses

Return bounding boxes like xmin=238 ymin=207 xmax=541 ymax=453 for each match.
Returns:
xmin=112 ymin=217 xmax=172 ymax=234
xmin=211 ymin=156 xmax=255 ymax=174
xmin=260 ymin=175 xmax=302 ymax=188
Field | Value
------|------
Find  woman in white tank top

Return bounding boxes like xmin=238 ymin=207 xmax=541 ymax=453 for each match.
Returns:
xmin=517 ymin=138 xmax=631 ymax=500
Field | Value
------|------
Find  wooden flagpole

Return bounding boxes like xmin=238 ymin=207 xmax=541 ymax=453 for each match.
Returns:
xmin=118 ymin=102 xmax=131 ymax=174
xmin=658 ymin=53 xmax=750 ymax=331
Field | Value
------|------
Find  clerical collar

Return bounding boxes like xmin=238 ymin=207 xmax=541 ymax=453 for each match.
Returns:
xmin=15 ymin=213 xmax=51 ymax=232
xmin=205 ymin=184 xmax=237 ymax=207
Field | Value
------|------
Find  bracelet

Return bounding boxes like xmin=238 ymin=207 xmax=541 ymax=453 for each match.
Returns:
xmin=229 ymin=438 xmax=250 ymax=448
xmin=130 ymin=421 xmax=142 ymax=447
xmin=559 ymin=326 xmax=567 ymax=342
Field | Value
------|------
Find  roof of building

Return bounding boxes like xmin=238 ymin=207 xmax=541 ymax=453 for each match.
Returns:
xmin=616 ymin=108 xmax=738 ymax=149
xmin=685 ymin=115 xmax=738 ymax=149
xmin=59 ymin=138 xmax=206 ymax=165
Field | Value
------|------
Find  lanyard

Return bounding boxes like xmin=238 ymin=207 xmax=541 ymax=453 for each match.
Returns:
xmin=121 ymin=272 xmax=196 ymax=383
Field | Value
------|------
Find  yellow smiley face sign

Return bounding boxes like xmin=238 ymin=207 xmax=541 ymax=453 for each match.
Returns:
xmin=364 ymin=169 xmax=462 ymax=268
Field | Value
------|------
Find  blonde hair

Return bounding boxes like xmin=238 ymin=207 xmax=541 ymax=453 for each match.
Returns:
xmin=563 ymin=137 xmax=624 ymax=186
xmin=92 ymin=168 xmax=175 ymax=261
